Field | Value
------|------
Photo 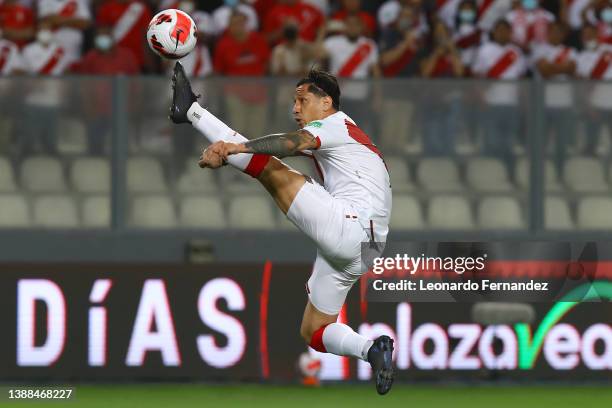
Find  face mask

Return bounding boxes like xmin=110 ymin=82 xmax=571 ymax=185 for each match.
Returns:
xmin=602 ymin=7 xmax=612 ymax=23
xmin=179 ymin=1 xmax=195 ymax=14
xmin=522 ymin=0 xmax=538 ymax=10
xmin=95 ymin=34 xmax=113 ymax=51
xmin=37 ymin=29 xmax=53 ymax=45
xmin=224 ymin=0 xmax=239 ymax=7
xmin=459 ymin=9 xmax=476 ymax=23
xmin=585 ymin=39 xmax=598 ymax=50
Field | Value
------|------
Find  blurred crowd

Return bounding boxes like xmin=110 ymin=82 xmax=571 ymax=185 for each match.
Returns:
xmin=0 ymin=0 xmax=610 ymax=80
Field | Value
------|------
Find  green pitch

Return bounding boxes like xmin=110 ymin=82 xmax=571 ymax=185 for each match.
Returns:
xmin=1 ymin=384 xmax=610 ymax=408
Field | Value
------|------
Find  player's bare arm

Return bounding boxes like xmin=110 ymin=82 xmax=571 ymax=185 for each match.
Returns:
xmin=219 ymin=130 xmax=318 ymax=159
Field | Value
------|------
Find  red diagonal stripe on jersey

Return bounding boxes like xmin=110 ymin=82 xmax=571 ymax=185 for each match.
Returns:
xmin=591 ymin=51 xmax=611 ymax=79
xmin=0 ymin=46 xmax=10 ymax=73
xmin=478 ymin=0 xmax=494 ymax=17
xmin=171 ymin=11 xmax=192 ymax=45
xmin=345 ymin=119 xmax=386 ymax=166
xmin=338 ymin=42 xmax=372 ymax=78
xmin=59 ymin=0 xmax=77 ymax=17
xmin=487 ymin=49 xmax=517 ymax=78
xmin=456 ymin=30 xmax=482 ymax=49
xmin=554 ymin=47 xmax=571 ymax=64
xmin=40 ymin=47 xmax=64 ymax=75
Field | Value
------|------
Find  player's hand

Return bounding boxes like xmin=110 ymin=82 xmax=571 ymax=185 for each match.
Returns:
xmin=218 ymin=142 xmax=247 ymax=160
xmin=198 ymin=143 xmax=226 ymax=169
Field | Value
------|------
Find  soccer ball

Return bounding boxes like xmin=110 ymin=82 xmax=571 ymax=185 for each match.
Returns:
xmin=298 ymin=352 xmax=322 ymax=378
xmin=147 ymin=9 xmax=197 ymax=59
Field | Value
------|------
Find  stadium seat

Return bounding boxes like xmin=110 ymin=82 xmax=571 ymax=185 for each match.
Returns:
xmin=515 ymin=158 xmax=562 ymax=192
xmin=33 ymin=195 xmax=80 ymax=228
xmin=564 ymin=157 xmax=609 ymax=193
xmin=390 ymin=195 xmax=424 ymax=229
xmin=477 ymin=197 xmax=525 ymax=229
xmin=0 ymin=157 xmax=17 ymax=192
xmin=544 ymin=196 xmax=573 ymax=230
xmin=179 ymin=196 xmax=226 ymax=229
xmin=71 ymin=157 xmax=110 ymax=193
xmin=127 ymin=157 xmax=167 ymax=193
xmin=417 ymin=158 xmax=462 ymax=192
xmin=177 ymin=159 xmax=217 ymax=193
xmin=385 ymin=156 xmax=415 ymax=192
xmin=82 ymin=195 xmax=110 ymax=228
xmin=0 ymin=194 xmax=30 ymax=227
xmin=130 ymin=195 xmax=177 ymax=228
xmin=228 ymin=195 xmax=275 ymax=230
xmin=577 ymin=197 xmax=612 ymax=229
xmin=57 ymin=118 xmax=87 ymax=154
xmin=21 ymin=156 xmax=67 ymax=192
xmin=428 ymin=195 xmax=475 ymax=229
xmin=466 ymin=158 xmax=513 ymax=192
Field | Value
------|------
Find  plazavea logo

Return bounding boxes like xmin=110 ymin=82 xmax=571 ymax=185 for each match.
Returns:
xmin=312 ymin=282 xmax=612 ymax=380
xmin=306 ymin=121 xmax=323 ymax=128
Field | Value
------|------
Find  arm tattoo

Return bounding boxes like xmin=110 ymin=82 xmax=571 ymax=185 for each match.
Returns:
xmin=243 ymin=130 xmax=317 ymax=158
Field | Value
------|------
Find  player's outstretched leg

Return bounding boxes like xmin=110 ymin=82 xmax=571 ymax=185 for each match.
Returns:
xmin=169 ymin=61 xmax=270 ymax=178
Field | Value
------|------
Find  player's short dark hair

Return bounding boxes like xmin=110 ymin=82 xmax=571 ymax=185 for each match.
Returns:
xmin=296 ymin=69 xmax=341 ymax=110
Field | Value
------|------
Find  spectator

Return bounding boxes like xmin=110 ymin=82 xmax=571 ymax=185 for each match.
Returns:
xmin=72 ymin=26 xmax=139 ymax=155
xmin=379 ymin=4 xmax=425 ymax=77
xmin=159 ymin=0 xmax=217 ymax=40
xmin=212 ymin=0 xmax=259 ymax=36
xmin=378 ymin=0 xmax=428 ymax=34
xmin=576 ymin=24 xmax=612 ymax=155
xmin=263 ymin=0 xmax=324 ymax=45
xmin=315 ymin=14 xmax=381 ymax=134
xmin=505 ymin=0 xmax=555 ymax=51
xmin=19 ymin=22 xmax=71 ymax=156
xmin=435 ymin=0 xmax=463 ymax=29
xmin=0 ymin=0 xmax=35 ymax=47
xmin=473 ymin=19 xmax=527 ymax=168
xmin=378 ymin=4 xmax=426 ymax=149
xmin=22 ymin=22 xmax=71 ymax=74
xmin=214 ymin=11 xmax=270 ymax=138
xmin=73 ymin=26 xmax=139 ymax=75
xmin=332 ymin=0 xmax=377 ymax=37
xmin=532 ymin=21 xmax=578 ymax=172
xmin=560 ymin=0 xmax=591 ymax=32
xmin=270 ymin=22 xmax=313 ymax=76
xmin=582 ymin=0 xmax=612 ymax=44
xmin=421 ymin=21 xmax=465 ymax=78
xmin=0 ymin=37 xmax=25 ymax=74
xmin=420 ymin=21 xmax=465 ymax=155
xmin=38 ymin=0 xmax=91 ymax=64
xmin=303 ymin=0 xmax=329 ymax=16
xmin=453 ymin=0 xmax=484 ymax=70
xmin=96 ymin=0 xmax=152 ymax=71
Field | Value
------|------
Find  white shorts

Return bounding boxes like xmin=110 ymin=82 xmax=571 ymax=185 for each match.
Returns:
xmin=286 ymin=180 xmax=380 ymax=315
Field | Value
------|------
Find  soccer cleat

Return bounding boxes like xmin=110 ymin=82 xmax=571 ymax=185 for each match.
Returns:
xmin=367 ymin=335 xmax=395 ymax=395
xmin=169 ymin=61 xmax=199 ymax=124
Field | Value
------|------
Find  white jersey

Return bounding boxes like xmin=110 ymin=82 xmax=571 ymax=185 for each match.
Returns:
xmin=477 ymin=0 xmax=512 ymax=32
xmin=505 ymin=8 xmax=554 ymax=49
xmin=324 ymin=35 xmax=378 ymax=100
xmin=567 ymin=0 xmax=591 ymax=29
xmin=302 ymin=111 xmax=391 ymax=230
xmin=436 ymin=0 xmax=462 ymax=29
xmin=577 ymin=44 xmax=612 ymax=109
xmin=22 ymin=41 xmax=70 ymax=75
xmin=38 ymin=0 xmax=91 ymax=63
xmin=171 ymin=45 xmax=212 ymax=77
xmin=532 ymin=43 xmax=578 ymax=108
xmin=377 ymin=0 xmax=429 ymax=34
xmin=473 ymin=42 xmax=527 ymax=105
xmin=0 ymin=39 xmax=24 ymax=75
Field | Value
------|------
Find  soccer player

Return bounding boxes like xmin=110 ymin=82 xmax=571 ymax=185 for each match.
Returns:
xmin=169 ymin=62 xmax=394 ymax=394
